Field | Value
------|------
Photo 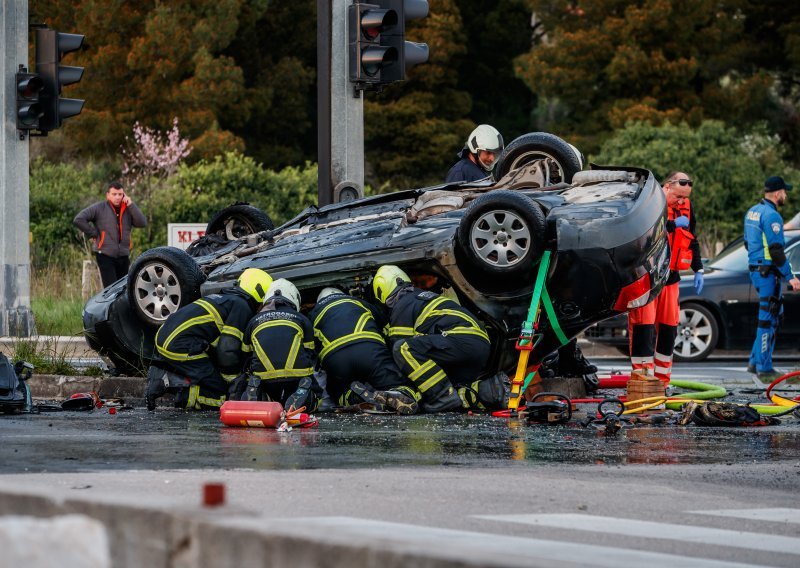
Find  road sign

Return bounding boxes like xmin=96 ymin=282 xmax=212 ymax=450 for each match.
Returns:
xmin=168 ymin=223 xmax=206 ymax=250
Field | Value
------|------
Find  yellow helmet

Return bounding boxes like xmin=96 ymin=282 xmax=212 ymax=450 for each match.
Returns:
xmin=373 ymin=265 xmax=410 ymax=304
xmin=237 ymin=268 xmax=273 ymax=304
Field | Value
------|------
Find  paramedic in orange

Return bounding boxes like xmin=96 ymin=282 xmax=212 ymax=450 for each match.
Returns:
xmin=628 ymin=172 xmax=703 ymax=384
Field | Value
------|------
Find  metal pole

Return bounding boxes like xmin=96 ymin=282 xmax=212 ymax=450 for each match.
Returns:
xmin=323 ymin=0 xmax=364 ymax=204
xmin=317 ymin=0 xmax=333 ymax=207
xmin=0 ymin=0 xmax=34 ymax=336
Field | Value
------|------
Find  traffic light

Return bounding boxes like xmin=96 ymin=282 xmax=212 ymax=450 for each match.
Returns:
xmin=35 ymin=28 xmax=85 ymax=133
xmin=377 ymin=0 xmax=429 ymax=84
xmin=15 ymin=72 xmax=44 ymax=131
xmin=348 ymin=2 xmax=399 ymax=90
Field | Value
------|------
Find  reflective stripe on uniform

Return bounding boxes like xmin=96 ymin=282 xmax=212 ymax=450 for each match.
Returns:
xmin=156 ymin=343 xmax=209 ymax=362
xmin=251 ymin=319 xmax=310 ymax=381
xmin=414 ymin=298 xmax=489 ymax=342
xmin=762 ymin=234 xmax=772 ymax=261
xmin=156 ymin=298 xmax=225 ymax=358
xmin=186 ymin=385 xmax=225 ymax=409
xmin=399 ymin=342 xmax=446 ymax=394
xmin=386 ymin=326 xmax=415 ymax=337
xmin=314 ymin=298 xmax=387 ymax=360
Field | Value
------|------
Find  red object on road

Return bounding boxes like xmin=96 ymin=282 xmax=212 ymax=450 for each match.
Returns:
xmin=219 ymin=400 xmax=285 ymax=428
xmin=203 ymin=483 xmax=225 ymax=507
xmin=108 ymin=407 xmax=117 ymax=415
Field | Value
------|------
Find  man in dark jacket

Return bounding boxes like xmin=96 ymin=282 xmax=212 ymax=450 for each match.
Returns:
xmin=73 ymin=181 xmax=147 ymax=288
xmin=146 ymin=268 xmax=273 ymax=410
xmin=310 ymin=287 xmax=420 ymax=414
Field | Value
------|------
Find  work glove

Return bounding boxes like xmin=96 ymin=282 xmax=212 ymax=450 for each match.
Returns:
xmin=674 ymin=216 xmax=690 ymax=229
xmin=694 ymin=271 xmax=704 ymax=295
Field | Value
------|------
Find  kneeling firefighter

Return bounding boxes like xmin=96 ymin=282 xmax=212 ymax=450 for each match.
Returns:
xmin=146 ymin=268 xmax=273 ymax=410
xmin=373 ymin=265 xmax=509 ymax=412
xmin=236 ymin=279 xmax=323 ymax=411
xmin=310 ymin=287 xmax=420 ymax=414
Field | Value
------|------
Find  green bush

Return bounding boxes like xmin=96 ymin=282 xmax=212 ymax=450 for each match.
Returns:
xmin=594 ymin=121 xmax=800 ymax=250
xmin=141 ymin=152 xmax=318 ymax=250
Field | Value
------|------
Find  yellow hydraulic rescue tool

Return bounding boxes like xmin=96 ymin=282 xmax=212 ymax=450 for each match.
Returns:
xmin=505 ymin=250 xmax=569 ymax=412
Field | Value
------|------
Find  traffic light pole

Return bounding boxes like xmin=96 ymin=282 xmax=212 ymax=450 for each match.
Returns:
xmin=318 ymin=0 xmax=365 ymax=206
xmin=0 ymin=0 xmax=34 ymax=336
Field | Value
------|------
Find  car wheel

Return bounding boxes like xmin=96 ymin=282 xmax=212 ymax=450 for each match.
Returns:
xmin=456 ymin=190 xmax=545 ymax=288
xmin=206 ymin=202 xmax=274 ymax=240
xmin=673 ymin=302 xmax=718 ymax=362
xmin=127 ymin=247 xmax=206 ymax=328
xmin=493 ymin=132 xmax=583 ymax=183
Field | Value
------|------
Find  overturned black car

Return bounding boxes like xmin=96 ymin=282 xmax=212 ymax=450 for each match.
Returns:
xmin=83 ymin=133 xmax=670 ymax=378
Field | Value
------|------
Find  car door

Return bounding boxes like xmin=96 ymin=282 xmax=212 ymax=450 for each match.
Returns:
xmin=704 ymin=241 xmax=755 ymax=347
xmin=780 ymin=238 xmax=800 ymax=341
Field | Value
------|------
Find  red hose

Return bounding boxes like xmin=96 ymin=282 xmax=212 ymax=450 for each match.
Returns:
xmin=765 ymin=371 xmax=800 ymax=402
xmin=598 ymin=375 xmax=630 ymax=389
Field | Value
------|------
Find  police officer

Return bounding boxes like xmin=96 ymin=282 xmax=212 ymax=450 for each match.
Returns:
xmin=146 ymin=268 xmax=273 ymax=410
xmin=744 ymin=176 xmax=800 ymax=378
xmin=373 ymin=265 xmax=509 ymax=413
xmin=445 ymin=124 xmax=504 ymax=183
xmin=239 ymin=279 xmax=323 ymax=411
xmin=310 ymin=287 xmax=420 ymax=414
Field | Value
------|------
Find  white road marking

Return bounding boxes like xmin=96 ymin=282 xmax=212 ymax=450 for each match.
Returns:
xmin=474 ymin=513 xmax=800 ymax=556
xmin=690 ymin=508 xmax=800 ymax=524
xmin=293 ymin=517 xmax=766 ymax=568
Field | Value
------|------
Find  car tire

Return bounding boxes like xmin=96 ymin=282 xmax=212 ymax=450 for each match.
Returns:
xmin=456 ymin=190 xmax=546 ymax=288
xmin=493 ymin=132 xmax=583 ymax=183
xmin=206 ymin=202 xmax=274 ymax=240
xmin=673 ymin=302 xmax=719 ymax=362
xmin=127 ymin=247 xmax=206 ymax=328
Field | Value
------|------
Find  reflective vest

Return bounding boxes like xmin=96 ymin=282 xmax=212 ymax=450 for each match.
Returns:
xmin=668 ymin=200 xmax=694 ymax=271
xmin=243 ymin=307 xmax=316 ymax=382
xmin=310 ymin=295 xmax=386 ymax=362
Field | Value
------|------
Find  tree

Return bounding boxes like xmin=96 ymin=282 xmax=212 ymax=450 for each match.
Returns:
xmin=594 ymin=121 xmax=800 ymax=250
xmin=31 ymin=0 xmax=258 ymax=160
xmin=514 ymin=0 xmax=795 ymax=155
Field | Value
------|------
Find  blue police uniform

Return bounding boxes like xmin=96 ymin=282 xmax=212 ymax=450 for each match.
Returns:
xmin=743 ymin=198 xmax=795 ymax=372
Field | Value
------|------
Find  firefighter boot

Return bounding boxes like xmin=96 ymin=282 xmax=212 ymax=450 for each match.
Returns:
xmin=421 ymin=384 xmax=464 ymax=413
xmin=285 ymin=376 xmax=320 ymax=412
xmin=242 ymin=376 xmax=263 ymax=402
xmin=458 ymin=372 xmax=510 ymax=411
xmin=145 ymin=365 xmax=167 ymax=411
xmin=373 ymin=385 xmax=421 ymax=415
xmin=347 ymin=381 xmax=387 ymax=411
xmin=558 ymin=342 xmax=598 ymax=376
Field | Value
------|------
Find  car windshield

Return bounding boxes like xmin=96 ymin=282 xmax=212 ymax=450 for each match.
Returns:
xmin=708 ymin=241 xmax=749 ymax=271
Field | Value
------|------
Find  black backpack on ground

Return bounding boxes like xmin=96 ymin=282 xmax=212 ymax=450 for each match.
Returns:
xmin=0 ymin=354 xmax=33 ymax=413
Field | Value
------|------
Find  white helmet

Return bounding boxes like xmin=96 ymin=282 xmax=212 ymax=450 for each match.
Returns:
xmin=467 ymin=124 xmax=504 ymax=155
xmin=317 ymin=287 xmax=344 ymax=302
xmin=265 ymin=278 xmax=301 ymax=310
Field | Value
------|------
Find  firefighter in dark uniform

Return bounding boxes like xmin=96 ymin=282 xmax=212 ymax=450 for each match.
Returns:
xmin=146 ymin=268 xmax=273 ymax=410
xmin=310 ymin=287 xmax=420 ymax=414
xmin=373 ymin=265 xmax=509 ymax=413
xmin=238 ymin=279 xmax=323 ymax=411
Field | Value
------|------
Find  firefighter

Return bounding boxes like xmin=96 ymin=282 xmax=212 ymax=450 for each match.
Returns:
xmin=627 ymin=172 xmax=703 ymax=385
xmin=146 ymin=268 xmax=273 ymax=410
xmin=373 ymin=265 xmax=509 ymax=413
xmin=310 ymin=287 xmax=420 ymax=414
xmin=744 ymin=176 xmax=800 ymax=379
xmin=237 ymin=279 xmax=323 ymax=411
xmin=445 ymin=124 xmax=504 ymax=183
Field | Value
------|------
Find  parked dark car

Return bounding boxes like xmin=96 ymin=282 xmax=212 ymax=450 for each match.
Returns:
xmin=82 ymin=133 xmax=670 ymax=376
xmin=585 ymin=231 xmax=800 ymax=361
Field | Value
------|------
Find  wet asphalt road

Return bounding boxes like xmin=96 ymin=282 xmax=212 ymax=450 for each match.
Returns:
xmin=2 ymin=358 xmax=798 ymax=474
xmin=3 ymin=358 xmax=800 ymax=567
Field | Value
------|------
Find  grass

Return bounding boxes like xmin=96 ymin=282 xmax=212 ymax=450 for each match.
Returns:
xmin=31 ymin=296 xmax=85 ymax=336
xmin=8 ymin=337 xmax=103 ymax=376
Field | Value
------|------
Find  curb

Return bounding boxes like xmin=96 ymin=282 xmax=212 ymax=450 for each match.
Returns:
xmin=29 ymin=375 xmax=143 ymax=401
xmin=0 ymin=489 xmax=518 ymax=568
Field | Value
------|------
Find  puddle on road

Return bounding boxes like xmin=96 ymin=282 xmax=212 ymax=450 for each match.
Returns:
xmin=3 ymin=409 xmax=800 ymax=473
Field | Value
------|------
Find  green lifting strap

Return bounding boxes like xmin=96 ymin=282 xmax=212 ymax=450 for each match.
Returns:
xmin=518 ymin=250 xmax=570 ymax=392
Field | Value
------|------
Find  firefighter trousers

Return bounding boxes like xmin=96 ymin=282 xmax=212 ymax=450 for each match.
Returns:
xmin=392 ymin=333 xmax=490 ymax=404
